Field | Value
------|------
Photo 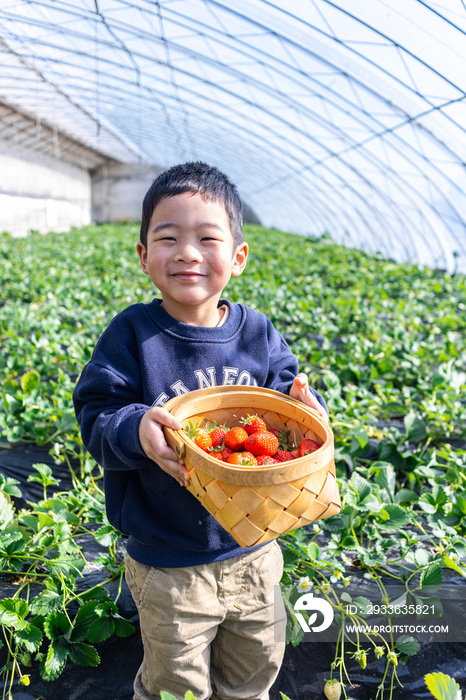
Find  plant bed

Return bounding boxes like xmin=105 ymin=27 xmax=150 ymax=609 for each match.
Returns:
xmin=3 ymin=625 xmax=465 ymax=700
xmin=272 ymin=640 xmax=466 ymax=700
xmin=0 ymin=464 xmax=136 ymax=697
xmin=0 ymin=442 xmax=79 ymax=506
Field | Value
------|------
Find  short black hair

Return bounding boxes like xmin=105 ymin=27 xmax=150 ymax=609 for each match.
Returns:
xmin=140 ymin=161 xmax=244 ymax=249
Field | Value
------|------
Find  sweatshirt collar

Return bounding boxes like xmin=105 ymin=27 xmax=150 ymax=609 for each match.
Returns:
xmin=146 ymin=298 xmax=243 ymax=341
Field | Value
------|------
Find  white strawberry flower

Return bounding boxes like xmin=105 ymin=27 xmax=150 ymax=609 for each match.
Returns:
xmin=297 ymin=576 xmax=312 ymax=592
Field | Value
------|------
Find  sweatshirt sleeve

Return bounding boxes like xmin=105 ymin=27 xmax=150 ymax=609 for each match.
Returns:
xmin=264 ymin=317 xmax=329 ymax=415
xmin=73 ymin=316 xmax=151 ymax=471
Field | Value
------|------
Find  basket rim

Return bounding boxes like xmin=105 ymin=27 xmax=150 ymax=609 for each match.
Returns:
xmin=163 ymin=385 xmax=334 ymax=486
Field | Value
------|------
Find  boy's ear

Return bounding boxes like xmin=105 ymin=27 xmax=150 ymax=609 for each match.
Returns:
xmin=136 ymin=241 xmax=149 ymax=274
xmin=231 ymin=242 xmax=248 ymax=277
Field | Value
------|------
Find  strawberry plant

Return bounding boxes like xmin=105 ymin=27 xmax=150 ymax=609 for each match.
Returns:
xmin=278 ymin=461 xmax=465 ymax=698
xmin=0 ymin=464 xmax=134 ymax=697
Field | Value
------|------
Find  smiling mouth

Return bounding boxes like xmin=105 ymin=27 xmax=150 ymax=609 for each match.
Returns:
xmin=172 ymin=272 xmax=205 ymax=281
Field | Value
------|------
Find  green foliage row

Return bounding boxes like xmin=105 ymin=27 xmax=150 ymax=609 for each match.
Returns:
xmin=1 ymin=224 xmax=465 ymax=450
xmin=1 ymin=223 xmax=465 ymax=698
xmin=0 ymin=464 xmax=134 ymax=697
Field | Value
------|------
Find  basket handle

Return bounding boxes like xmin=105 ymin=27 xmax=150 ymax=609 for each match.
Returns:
xmin=164 ymin=427 xmax=186 ymax=460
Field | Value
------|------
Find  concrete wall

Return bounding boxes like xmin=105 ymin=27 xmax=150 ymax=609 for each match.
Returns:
xmin=91 ymin=162 xmax=262 ymax=226
xmin=0 ymin=139 xmax=92 ymax=236
xmin=91 ymin=162 xmax=164 ymax=223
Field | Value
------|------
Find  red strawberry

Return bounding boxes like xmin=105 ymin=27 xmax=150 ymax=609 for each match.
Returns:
xmin=210 ymin=451 xmax=224 ymax=460
xmin=299 ymin=438 xmax=321 ymax=457
xmin=224 ymin=426 xmax=248 ymax=451
xmin=227 ymin=451 xmax=258 ymax=466
xmin=217 ymin=446 xmax=233 ymax=461
xmin=241 ymin=414 xmax=267 ymax=435
xmin=194 ymin=429 xmax=212 ymax=452
xmin=275 ymin=450 xmax=294 ymax=463
xmin=256 ymin=455 xmax=279 ymax=466
xmin=186 ymin=422 xmax=213 ymax=452
xmin=244 ymin=430 xmax=279 ymax=457
xmin=209 ymin=427 xmax=227 ymax=447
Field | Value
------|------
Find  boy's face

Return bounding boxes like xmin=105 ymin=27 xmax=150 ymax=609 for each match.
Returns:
xmin=137 ymin=192 xmax=248 ymax=325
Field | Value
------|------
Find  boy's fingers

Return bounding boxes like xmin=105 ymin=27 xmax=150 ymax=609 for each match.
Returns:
xmin=146 ymin=436 xmax=184 ymax=465
xmin=139 ymin=412 xmax=184 ymax=464
xmin=290 ymin=373 xmax=309 ymax=398
xmin=301 ymin=387 xmax=328 ymax=420
xmin=294 ymin=373 xmax=308 ymax=388
xmin=147 ymin=406 xmax=182 ymax=430
xmin=291 ymin=374 xmax=329 ymax=422
xmin=158 ymin=458 xmax=190 ymax=487
xmin=138 ymin=409 xmax=189 ymax=485
xmin=308 ymin=396 xmax=329 ymax=421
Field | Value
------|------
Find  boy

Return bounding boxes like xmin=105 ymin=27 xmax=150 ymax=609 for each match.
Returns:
xmin=73 ymin=162 xmax=328 ymax=700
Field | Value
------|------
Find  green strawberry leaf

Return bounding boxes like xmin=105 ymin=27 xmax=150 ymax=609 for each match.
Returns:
xmin=420 ymin=562 xmax=443 ymax=591
xmin=404 ymin=413 xmax=427 ymax=443
xmin=30 ymin=589 xmax=62 ymax=616
xmin=424 ymin=672 xmax=462 ymax=700
xmin=14 ymin=623 xmax=43 ymax=652
xmin=414 ymin=549 xmax=430 ymax=567
xmin=94 ymin=523 xmax=119 ymax=547
xmin=44 ymin=611 xmax=71 ymax=641
xmin=68 ymin=641 xmax=100 ymax=667
xmin=307 ymin=542 xmax=320 ymax=561
xmin=396 ymin=634 xmax=420 ymax=655
xmin=41 ymin=638 xmax=69 ymax=681
xmin=86 ymin=603 xmax=118 ymax=643
xmin=20 ymin=370 xmax=40 ymax=393
xmin=0 ymin=491 xmax=15 ymax=529
xmin=70 ymin=601 xmax=100 ymax=642
xmin=377 ymin=504 xmax=411 ymax=530
xmin=442 ymin=555 xmax=466 ymax=578
xmin=113 ymin=616 xmax=136 ymax=638
xmin=0 ymin=598 xmax=29 ymax=627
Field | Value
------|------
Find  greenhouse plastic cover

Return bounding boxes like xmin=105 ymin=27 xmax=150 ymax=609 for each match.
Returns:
xmin=0 ymin=0 xmax=465 ymax=274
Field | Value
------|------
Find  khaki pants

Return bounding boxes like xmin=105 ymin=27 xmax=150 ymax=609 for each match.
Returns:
xmin=124 ymin=541 xmax=287 ymax=700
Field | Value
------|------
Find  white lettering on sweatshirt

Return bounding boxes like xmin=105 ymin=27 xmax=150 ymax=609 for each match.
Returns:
xmin=152 ymin=367 xmax=257 ymax=406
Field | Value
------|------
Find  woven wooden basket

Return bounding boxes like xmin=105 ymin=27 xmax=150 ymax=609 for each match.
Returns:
xmin=163 ymin=385 xmax=341 ymax=549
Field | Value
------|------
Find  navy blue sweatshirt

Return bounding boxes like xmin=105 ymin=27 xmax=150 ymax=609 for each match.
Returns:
xmin=73 ymin=298 xmax=327 ymax=567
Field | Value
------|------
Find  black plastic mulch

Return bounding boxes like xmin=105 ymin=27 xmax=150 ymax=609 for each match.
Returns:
xmin=5 ymin=616 xmax=466 ymax=699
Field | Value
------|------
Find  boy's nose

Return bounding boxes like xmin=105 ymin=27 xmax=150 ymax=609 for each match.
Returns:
xmin=175 ymin=243 xmax=202 ymax=262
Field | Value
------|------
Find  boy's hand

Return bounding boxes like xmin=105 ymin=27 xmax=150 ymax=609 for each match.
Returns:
xmin=290 ymin=373 xmax=329 ymax=422
xmin=138 ymin=407 xmax=190 ymax=487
